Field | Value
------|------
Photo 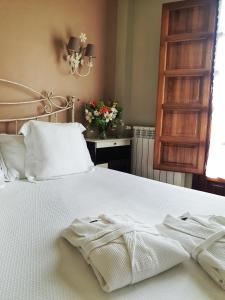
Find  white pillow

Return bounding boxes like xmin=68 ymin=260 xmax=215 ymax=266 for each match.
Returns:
xmin=0 ymin=134 xmax=26 ymax=180
xmin=0 ymin=152 xmax=7 ymax=188
xmin=20 ymin=120 xmax=94 ymax=181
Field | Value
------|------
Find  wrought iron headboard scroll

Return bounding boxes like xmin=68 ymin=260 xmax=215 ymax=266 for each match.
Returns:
xmin=0 ymin=79 xmax=76 ymax=134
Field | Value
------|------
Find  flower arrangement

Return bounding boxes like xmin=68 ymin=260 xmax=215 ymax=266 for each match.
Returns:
xmin=85 ymin=100 xmax=122 ymax=139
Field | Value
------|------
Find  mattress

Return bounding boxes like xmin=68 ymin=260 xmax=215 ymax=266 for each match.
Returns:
xmin=0 ymin=167 xmax=225 ymax=300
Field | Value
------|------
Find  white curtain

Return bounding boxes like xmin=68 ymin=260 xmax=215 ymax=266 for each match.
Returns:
xmin=206 ymin=0 xmax=225 ymax=179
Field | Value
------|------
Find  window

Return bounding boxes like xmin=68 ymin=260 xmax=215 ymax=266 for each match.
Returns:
xmin=206 ymin=0 xmax=225 ymax=179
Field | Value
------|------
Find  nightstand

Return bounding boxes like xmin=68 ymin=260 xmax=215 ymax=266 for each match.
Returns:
xmin=86 ymin=138 xmax=132 ymax=173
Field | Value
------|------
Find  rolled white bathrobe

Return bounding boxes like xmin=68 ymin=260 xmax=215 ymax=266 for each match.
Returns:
xmin=63 ymin=214 xmax=189 ymax=292
xmin=157 ymin=213 xmax=225 ymax=290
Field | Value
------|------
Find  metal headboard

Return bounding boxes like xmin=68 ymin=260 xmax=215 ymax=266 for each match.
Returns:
xmin=0 ymin=78 xmax=76 ymax=134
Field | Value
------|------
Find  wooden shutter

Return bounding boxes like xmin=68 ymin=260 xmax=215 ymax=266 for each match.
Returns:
xmin=154 ymin=0 xmax=217 ymax=174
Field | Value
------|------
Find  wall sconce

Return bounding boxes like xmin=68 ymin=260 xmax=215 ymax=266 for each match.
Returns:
xmin=66 ymin=33 xmax=96 ymax=77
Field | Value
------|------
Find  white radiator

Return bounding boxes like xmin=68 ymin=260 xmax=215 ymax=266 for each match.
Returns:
xmin=132 ymin=126 xmax=186 ymax=187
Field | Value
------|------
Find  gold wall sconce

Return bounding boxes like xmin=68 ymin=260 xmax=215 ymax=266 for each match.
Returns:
xmin=66 ymin=33 xmax=96 ymax=77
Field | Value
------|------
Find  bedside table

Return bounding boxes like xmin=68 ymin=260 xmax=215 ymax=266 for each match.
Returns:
xmin=86 ymin=138 xmax=132 ymax=173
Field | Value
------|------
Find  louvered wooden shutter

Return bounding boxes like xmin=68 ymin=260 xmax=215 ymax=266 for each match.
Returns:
xmin=153 ymin=0 xmax=218 ymax=174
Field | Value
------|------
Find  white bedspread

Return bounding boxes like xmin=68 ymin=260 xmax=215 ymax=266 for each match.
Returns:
xmin=0 ymin=167 xmax=225 ymax=300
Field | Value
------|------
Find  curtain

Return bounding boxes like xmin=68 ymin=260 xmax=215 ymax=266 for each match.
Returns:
xmin=206 ymin=0 xmax=225 ymax=179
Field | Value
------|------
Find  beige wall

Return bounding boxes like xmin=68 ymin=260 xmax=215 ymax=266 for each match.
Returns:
xmin=115 ymin=0 xmax=179 ymax=126
xmin=0 ymin=0 xmax=182 ymax=127
xmin=0 ymin=0 xmax=117 ymax=123
xmin=115 ymin=0 xmax=192 ymax=187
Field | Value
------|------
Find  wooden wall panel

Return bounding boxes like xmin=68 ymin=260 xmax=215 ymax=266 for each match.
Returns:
xmin=168 ymin=5 xmax=210 ymax=35
xmin=164 ymin=76 xmax=202 ymax=104
xmin=161 ymin=143 xmax=198 ymax=168
xmin=162 ymin=111 xmax=199 ymax=137
xmin=166 ymin=40 xmax=207 ymax=70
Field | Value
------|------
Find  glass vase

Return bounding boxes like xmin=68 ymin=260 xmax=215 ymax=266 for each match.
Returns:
xmin=98 ymin=126 xmax=107 ymax=139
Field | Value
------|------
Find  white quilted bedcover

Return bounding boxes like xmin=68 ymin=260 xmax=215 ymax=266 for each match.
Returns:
xmin=0 ymin=167 xmax=225 ymax=300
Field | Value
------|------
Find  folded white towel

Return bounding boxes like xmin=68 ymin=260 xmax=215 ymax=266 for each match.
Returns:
xmin=157 ymin=213 xmax=225 ymax=290
xmin=62 ymin=214 xmax=189 ymax=292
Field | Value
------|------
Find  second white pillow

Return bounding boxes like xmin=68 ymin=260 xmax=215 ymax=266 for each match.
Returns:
xmin=20 ymin=120 xmax=94 ymax=181
xmin=0 ymin=134 xmax=26 ymax=180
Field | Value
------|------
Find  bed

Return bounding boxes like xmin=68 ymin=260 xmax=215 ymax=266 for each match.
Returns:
xmin=0 ymin=80 xmax=225 ymax=300
xmin=0 ymin=168 xmax=224 ymax=300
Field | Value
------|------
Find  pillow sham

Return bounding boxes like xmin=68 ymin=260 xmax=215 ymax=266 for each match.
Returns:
xmin=0 ymin=134 xmax=26 ymax=180
xmin=0 ymin=152 xmax=7 ymax=188
xmin=20 ymin=120 xmax=94 ymax=181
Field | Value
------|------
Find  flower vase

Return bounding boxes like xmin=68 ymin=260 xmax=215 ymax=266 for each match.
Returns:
xmin=98 ymin=127 xmax=107 ymax=139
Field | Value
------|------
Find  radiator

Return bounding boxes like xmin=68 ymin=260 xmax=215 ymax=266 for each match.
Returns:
xmin=132 ymin=126 xmax=186 ymax=187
